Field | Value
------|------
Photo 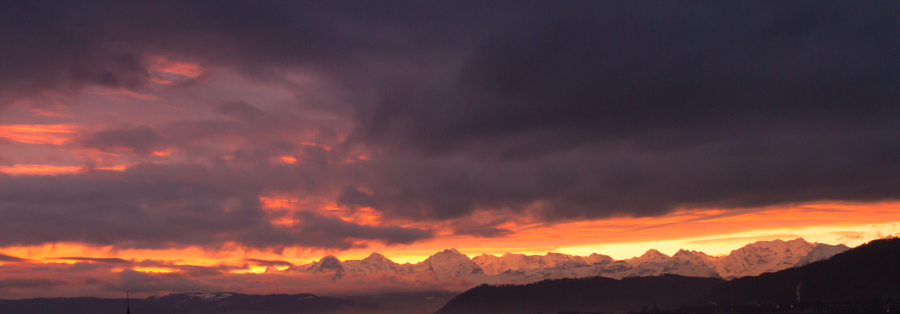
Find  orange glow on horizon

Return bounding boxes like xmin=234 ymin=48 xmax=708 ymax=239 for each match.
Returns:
xmin=0 ymin=124 xmax=78 ymax=145
xmin=95 ymin=165 xmax=129 ymax=171
xmin=151 ymin=150 xmax=173 ymax=157
xmin=0 ymin=164 xmax=129 ymax=176
xmin=233 ymin=265 xmax=270 ymax=274
xmin=330 ymin=201 xmax=900 ymax=261
xmin=132 ymin=267 xmax=175 ymax=273
xmin=260 ymin=196 xmax=300 ymax=209
xmin=0 ymin=202 xmax=897 ymax=271
xmin=0 ymin=165 xmax=82 ymax=175
xmin=279 ymin=156 xmax=297 ymax=164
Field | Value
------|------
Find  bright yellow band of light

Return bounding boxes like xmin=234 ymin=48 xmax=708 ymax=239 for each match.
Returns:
xmin=1 ymin=201 xmax=896 ymax=266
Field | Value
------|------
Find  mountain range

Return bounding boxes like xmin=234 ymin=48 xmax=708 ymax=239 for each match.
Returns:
xmin=1 ymin=238 xmax=892 ymax=314
xmin=435 ymin=237 xmax=900 ymax=314
xmin=275 ymin=238 xmax=849 ymax=285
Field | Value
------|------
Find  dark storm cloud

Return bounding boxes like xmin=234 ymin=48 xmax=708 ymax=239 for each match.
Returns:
xmin=1 ymin=0 xmax=898 ymax=229
xmin=0 ymin=278 xmax=67 ymax=289
xmin=244 ymin=258 xmax=294 ymax=267
xmin=0 ymin=0 xmax=485 ymax=106
xmin=0 ymin=253 xmax=27 ymax=262
xmin=0 ymin=163 xmax=433 ymax=250
xmin=80 ymin=125 xmax=167 ymax=155
xmin=78 ymin=102 xmax=330 ymax=162
xmin=102 ymin=269 xmax=222 ymax=293
xmin=217 ymin=101 xmax=272 ymax=122
xmin=342 ymin=1 xmax=900 ymax=221
xmin=0 ymin=2 xmax=149 ymax=105
xmin=339 ymin=120 xmax=900 ymax=221
xmin=289 ymin=211 xmax=434 ymax=247
xmin=356 ymin=1 xmax=900 ymax=156
xmin=337 ymin=186 xmax=381 ymax=210
xmin=163 ymin=101 xmax=333 ymax=150
xmin=54 ymin=257 xmax=131 ymax=264
xmin=449 ymin=219 xmax=514 ymax=238
xmin=174 ymin=265 xmax=239 ymax=278
xmin=0 ymin=155 xmax=12 ymax=166
xmin=20 ymin=256 xmax=241 ymax=277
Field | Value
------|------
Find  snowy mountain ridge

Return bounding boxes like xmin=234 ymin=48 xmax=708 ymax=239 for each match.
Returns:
xmin=277 ymin=238 xmax=849 ymax=286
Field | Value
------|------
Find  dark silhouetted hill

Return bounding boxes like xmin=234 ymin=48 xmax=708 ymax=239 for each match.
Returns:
xmin=434 ymin=275 xmax=725 ymax=314
xmin=0 ymin=292 xmax=375 ymax=314
xmin=332 ymin=290 xmax=459 ymax=314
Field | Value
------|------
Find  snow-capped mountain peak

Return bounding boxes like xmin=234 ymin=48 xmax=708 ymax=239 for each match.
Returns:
xmin=627 ymin=249 xmax=670 ymax=265
xmin=715 ymin=238 xmax=815 ymax=279
xmin=264 ymin=265 xmax=280 ymax=273
xmin=416 ymin=248 xmax=483 ymax=279
xmin=472 ymin=251 xmax=597 ymax=275
xmin=672 ymin=249 xmax=718 ymax=268
xmin=291 ymin=238 xmax=850 ymax=287
xmin=316 ymin=255 xmax=342 ymax=266
xmin=585 ymin=253 xmax=615 ymax=265
xmin=794 ymin=243 xmax=850 ymax=267
xmin=305 ymin=255 xmax=345 ymax=277
xmin=179 ymin=292 xmax=234 ymax=301
xmin=362 ymin=252 xmax=389 ymax=263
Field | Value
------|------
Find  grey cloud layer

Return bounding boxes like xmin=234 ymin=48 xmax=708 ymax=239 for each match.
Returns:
xmin=0 ymin=254 xmax=27 ymax=262
xmin=0 ymin=1 xmax=898 ymax=248
xmin=0 ymin=278 xmax=66 ymax=290
xmin=341 ymin=125 xmax=900 ymax=221
xmin=0 ymin=162 xmax=433 ymax=249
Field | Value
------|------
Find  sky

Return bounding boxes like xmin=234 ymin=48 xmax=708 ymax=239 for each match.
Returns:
xmin=1 ymin=0 xmax=900 ymax=299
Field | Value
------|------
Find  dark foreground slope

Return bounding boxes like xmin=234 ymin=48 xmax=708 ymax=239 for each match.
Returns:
xmin=332 ymin=291 xmax=459 ymax=314
xmin=435 ymin=275 xmax=725 ymax=314
xmin=0 ymin=292 xmax=375 ymax=314
xmin=702 ymin=237 xmax=900 ymax=306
